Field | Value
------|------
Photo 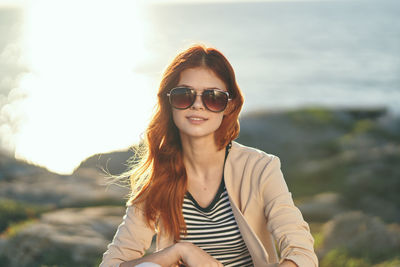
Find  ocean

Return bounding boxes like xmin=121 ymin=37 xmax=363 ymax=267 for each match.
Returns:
xmin=141 ymin=0 xmax=400 ymax=114
xmin=1 ymin=0 xmax=399 ymax=115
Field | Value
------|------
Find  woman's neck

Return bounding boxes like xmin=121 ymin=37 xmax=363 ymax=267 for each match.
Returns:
xmin=180 ymin=135 xmax=225 ymax=178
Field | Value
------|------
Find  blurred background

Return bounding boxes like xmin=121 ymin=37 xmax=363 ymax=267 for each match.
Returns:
xmin=0 ymin=0 xmax=399 ymax=266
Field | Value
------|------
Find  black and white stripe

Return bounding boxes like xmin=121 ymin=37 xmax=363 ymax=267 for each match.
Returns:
xmin=180 ymin=181 xmax=253 ymax=267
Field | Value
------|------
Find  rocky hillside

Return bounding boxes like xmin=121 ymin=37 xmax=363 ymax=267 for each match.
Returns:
xmin=0 ymin=107 xmax=399 ymax=267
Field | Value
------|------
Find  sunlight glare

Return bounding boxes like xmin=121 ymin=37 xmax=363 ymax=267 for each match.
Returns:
xmin=15 ymin=0 xmax=155 ymax=174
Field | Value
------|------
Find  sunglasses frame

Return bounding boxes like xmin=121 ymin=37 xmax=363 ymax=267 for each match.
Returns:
xmin=167 ymin=86 xmax=231 ymax=113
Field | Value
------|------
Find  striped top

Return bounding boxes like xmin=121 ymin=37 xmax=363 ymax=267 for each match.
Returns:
xmin=180 ymin=179 xmax=253 ymax=266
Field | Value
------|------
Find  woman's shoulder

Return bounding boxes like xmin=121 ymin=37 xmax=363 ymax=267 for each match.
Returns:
xmin=230 ymin=141 xmax=279 ymax=163
xmin=226 ymin=142 xmax=285 ymax=195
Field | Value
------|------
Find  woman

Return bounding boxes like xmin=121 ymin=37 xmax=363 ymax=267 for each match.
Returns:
xmin=100 ymin=45 xmax=318 ymax=267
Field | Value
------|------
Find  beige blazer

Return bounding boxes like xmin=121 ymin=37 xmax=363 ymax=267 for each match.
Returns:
xmin=100 ymin=142 xmax=318 ymax=267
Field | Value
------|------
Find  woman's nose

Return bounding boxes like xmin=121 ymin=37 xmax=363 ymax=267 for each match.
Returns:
xmin=191 ymin=93 xmax=205 ymax=110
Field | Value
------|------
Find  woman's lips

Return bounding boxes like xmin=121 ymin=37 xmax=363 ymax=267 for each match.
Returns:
xmin=186 ymin=116 xmax=208 ymax=124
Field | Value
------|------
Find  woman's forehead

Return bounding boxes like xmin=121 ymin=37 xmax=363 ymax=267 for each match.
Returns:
xmin=178 ymin=67 xmax=227 ymax=90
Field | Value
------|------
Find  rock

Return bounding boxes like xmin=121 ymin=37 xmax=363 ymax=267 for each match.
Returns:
xmin=318 ymin=211 xmax=400 ymax=259
xmin=0 ymin=206 xmax=125 ymax=267
xmin=357 ymin=195 xmax=400 ymax=223
xmin=343 ymin=152 xmax=400 ymax=223
xmin=74 ymin=148 xmax=136 ymax=176
xmin=298 ymin=192 xmax=345 ymax=222
xmin=0 ymin=166 xmax=129 ymax=207
xmin=238 ymin=109 xmax=349 ymax=164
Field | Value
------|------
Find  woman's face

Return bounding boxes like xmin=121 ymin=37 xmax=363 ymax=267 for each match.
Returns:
xmin=171 ymin=67 xmax=228 ymax=142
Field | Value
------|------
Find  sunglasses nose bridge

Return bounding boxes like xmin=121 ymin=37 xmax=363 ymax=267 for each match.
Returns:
xmin=190 ymin=92 xmax=205 ymax=110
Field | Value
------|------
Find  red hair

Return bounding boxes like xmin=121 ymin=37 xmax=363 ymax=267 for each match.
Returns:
xmin=127 ymin=44 xmax=244 ymax=241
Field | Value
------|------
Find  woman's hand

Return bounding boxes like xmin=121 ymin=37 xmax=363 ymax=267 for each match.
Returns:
xmin=175 ymin=242 xmax=223 ymax=267
xmin=279 ymin=260 xmax=298 ymax=267
xmin=120 ymin=242 xmax=221 ymax=267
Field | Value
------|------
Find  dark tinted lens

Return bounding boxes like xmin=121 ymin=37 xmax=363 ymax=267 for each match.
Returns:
xmin=170 ymin=87 xmax=195 ymax=109
xmin=202 ymin=90 xmax=229 ymax=112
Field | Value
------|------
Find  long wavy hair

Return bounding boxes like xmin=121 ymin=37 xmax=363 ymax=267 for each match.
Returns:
xmin=127 ymin=44 xmax=244 ymax=241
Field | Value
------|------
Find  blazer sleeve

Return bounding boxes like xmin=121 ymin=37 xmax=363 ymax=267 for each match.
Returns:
xmin=100 ymin=205 xmax=155 ymax=267
xmin=260 ymin=155 xmax=318 ymax=267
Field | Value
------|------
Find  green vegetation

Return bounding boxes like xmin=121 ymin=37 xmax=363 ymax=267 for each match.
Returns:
xmin=2 ymin=219 xmax=36 ymax=238
xmin=22 ymin=247 xmax=100 ymax=267
xmin=64 ymin=198 xmax=126 ymax=208
xmin=287 ymin=107 xmax=337 ymax=126
xmin=373 ymin=257 xmax=400 ymax=267
xmin=321 ymin=249 xmax=400 ymax=267
xmin=0 ymin=198 xmax=46 ymax=233
xmin=309 ymin=222 xmax=324 ymax=250
xmin=321 ymin=248 xmax=371 ymax=267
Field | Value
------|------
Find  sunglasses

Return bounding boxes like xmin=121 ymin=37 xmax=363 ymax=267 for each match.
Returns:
xmin=167 ymin=87 xmax=231 ymax=113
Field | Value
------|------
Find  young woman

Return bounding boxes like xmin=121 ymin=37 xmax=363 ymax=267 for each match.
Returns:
xmin=100 ymin=45 xmax=318 ymax=267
